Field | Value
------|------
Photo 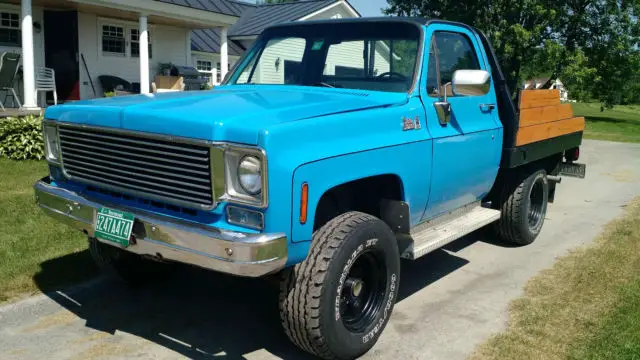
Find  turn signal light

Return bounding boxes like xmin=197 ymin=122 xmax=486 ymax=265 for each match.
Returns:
xmin=300 ymin=183 xmax=308 ymax=224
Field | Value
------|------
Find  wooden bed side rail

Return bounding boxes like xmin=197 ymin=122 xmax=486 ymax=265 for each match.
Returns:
xmin=516 ymin=89 xmax=585 ymax=146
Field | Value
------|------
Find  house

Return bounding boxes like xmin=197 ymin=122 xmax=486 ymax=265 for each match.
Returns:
xmin=0 ymin=0 xmax=360 ymax=114
xmin=523 ymin=77 xmax=570 ymax=102
xmin=190 ymin=0 xmax=361 ymax=86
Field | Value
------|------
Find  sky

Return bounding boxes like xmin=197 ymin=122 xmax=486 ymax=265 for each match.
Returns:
xmin=239 ymin=0 xmax=389 ymax=17
xmin=348 ymin=0 xmax=388 ymax=17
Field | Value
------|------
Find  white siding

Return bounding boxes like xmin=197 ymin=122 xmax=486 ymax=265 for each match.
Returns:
xmin=323 ymin=41 xmax=390 ymax=76
xmin=0 ymin=4 xmax=45 ymax=69
xmin=0 ymin=3 xmax=46 ymax=105
xmin=191 ymin=51 xmax=239 ymax=85
xmin=304 ymin=4 xmax=353 ymax=21
xmin=78 ymin=13 xmax=191 ymax=99
xmin=256 ymin=38 xmax=305 ymax=84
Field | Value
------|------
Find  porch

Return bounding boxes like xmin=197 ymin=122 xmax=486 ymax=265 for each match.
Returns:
xmin=0 ymin=107 xmax=41 ymax=118
xmin=0 ymin=0 xmax=237 ymax=112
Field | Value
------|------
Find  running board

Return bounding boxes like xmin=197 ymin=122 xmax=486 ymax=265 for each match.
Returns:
xmin=401 ymin=204 xmax=501 ymax=260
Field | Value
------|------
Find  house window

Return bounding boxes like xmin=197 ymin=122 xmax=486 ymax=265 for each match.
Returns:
xmin=102 ymin=25 xmax=125 ymax=55
xmin=196 ymin=59 xmax=214 ymax=85
xmin=0 ymin=11 xmax=20 ymax=47
xmin=215 ymin=62 xmax=230 ymax=83
xmin=130 ymin=28 xmax=152 ymax=58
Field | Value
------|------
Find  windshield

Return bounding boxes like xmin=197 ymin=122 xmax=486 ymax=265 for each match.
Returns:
xmin=228 ymin=21 xmax=422 ymax=93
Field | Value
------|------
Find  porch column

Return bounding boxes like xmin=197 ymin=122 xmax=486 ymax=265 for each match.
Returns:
xmin=220 ymin=27 xmax=228 ymax=82
xmin=21 ymin=0 xmax=38 ymax=109
xmin=139 ymin=15 xmax=150 ymax=94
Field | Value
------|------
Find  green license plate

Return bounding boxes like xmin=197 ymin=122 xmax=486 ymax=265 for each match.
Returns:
xmin=95 ymin=207 xmax=135 ymax=247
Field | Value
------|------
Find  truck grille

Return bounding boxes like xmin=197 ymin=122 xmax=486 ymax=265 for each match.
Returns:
xmin=58 ymin=126 xmax=214 ymax=209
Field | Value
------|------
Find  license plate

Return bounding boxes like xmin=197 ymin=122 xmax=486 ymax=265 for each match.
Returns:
xmin=559 ymin=162 xmax=586 ymax=179
xmin=95 ymin=207 xmax=135 ymax=247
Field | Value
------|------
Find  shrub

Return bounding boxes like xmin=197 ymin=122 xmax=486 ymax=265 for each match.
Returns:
xmin=0 ymin=115 xmax=44 ymax=160
xmin=104 ymin=91 xmax=116 ymax=97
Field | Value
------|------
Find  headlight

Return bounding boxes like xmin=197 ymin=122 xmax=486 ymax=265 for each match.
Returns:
xmin=222 ymin=146 xmax=267 ymax=207
xmin=238 ymin=156 xmax=262 ymax=195
xmin=43 ymin=124 xmax=60 ymax=163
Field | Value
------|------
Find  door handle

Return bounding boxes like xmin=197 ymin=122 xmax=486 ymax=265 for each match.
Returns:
xmin=480 ymin=103 xmax=496 ymax=112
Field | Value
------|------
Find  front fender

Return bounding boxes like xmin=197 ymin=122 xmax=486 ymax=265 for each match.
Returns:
xmin=290 ymin=141 xmax=432 ymax=255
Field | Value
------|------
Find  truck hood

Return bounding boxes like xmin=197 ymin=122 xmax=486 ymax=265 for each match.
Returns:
xmin=45 ymin=85 xmax=408 ymax=145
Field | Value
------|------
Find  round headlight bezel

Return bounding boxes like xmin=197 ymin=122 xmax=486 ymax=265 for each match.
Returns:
xmin=237 ymin=155 xmax=262 ymax=195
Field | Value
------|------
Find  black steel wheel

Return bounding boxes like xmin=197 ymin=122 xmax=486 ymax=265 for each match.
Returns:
xmin=279 ymin=212 xmax=400 ymax=360
xmin=339 ymin=248 xmax=387 ymax=333
xmin=494 ymin=170 xmax=549 ymax=245
xmin=528 ymin=177 xmax=545 ymax=229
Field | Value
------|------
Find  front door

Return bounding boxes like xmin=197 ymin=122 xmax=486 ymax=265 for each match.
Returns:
xmin=420 ymin=24 xmax=503 ymax=221
xmin=44 ymin=10 xmax=79 ymax=102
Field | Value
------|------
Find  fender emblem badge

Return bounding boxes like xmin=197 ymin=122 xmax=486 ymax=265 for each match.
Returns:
xmin=402 ymin=116 xmax=421 ymax=131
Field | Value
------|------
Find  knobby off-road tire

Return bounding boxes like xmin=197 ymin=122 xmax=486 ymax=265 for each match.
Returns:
xmin=494 ymin=169 xmax=549 ymax=245
xmin=279 ymin=212 xmax=400 ymax=360
xmin=89 ymin=237 xmax=166 ymax=285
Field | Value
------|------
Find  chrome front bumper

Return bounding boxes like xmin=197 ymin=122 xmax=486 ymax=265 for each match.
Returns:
xmin=34 ymin=177 xmax=287 ymax=277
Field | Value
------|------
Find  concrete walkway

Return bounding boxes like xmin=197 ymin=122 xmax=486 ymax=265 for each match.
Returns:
xmin=1 ymin=140 xmax=639 ymax=360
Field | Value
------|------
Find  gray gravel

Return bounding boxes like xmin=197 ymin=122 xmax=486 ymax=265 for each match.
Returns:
xmin=1 ymin=139 xmax=639 ymax=360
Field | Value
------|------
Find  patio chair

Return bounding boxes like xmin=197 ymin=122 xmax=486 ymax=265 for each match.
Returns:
xmin=0 ymin=52 xmax=22 ymax=110
xmin=35 ymin=67 xmax=57 ymax=106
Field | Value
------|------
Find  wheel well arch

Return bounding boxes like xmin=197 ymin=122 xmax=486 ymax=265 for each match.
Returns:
xmin=313 ymin=174 xmax=405 ymax=232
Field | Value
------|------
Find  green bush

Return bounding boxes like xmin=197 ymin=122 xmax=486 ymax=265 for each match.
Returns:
xmin=0 ymin=115 xmax=44 ymax=160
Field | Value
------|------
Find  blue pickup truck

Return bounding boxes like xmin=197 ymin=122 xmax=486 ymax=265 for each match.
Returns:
xmin=35 ymin=18 xmax=586 ymax=359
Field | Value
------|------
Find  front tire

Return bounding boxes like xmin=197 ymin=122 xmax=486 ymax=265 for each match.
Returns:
xmin=494 ymin=169 xmax=549 ymax=245
xmin=279 ymin=212 xmax=400 ymax=360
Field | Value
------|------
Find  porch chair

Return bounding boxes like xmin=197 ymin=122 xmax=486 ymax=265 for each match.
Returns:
xmin=0 ymin=52 xmax=22 ymax=110
xmin=35 ymin=67 xmax=57 ymax=106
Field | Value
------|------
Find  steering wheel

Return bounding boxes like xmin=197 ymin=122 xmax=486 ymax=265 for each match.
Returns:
xmin=376 ymin=71 xmax=407 ymax=80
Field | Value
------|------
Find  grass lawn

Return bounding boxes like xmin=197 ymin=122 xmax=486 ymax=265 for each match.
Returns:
xmin=573 ymin=103 xmax=640 ymax=143
xmin=0 ymin=159 xmax=98 ymax=303
xmin=472 ymin=197 xmax=640 ymax=360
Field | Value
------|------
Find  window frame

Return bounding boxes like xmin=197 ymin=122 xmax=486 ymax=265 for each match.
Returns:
xmin=98 ymin=19 xmax=154 ymax=59
xmin=130 ymin=27 xmax=152 ymax=59
xmin=0 ymin=9 xmax=21 ymax=47
xmin=427 ymin=30 xmax=482 ymax=98
xmin=195 ymin=58 xmax=214 ymax=86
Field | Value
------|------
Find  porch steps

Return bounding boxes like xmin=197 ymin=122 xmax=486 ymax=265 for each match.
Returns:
xmin=402 ymin=202 xmax=501 ymax=260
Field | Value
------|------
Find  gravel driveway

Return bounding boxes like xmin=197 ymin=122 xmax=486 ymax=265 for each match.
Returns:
xmin=1 ymin=139 xmax=639 ymax=360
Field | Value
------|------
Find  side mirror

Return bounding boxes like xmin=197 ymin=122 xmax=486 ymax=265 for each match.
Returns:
xmin=451 ymin=70 xmax=491 ymax=96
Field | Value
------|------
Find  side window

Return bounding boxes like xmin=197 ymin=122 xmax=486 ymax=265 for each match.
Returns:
xmin=428 ymin=31 xmax=481 ymax=97
xmin=434 ymin=32 xmax=480 ymax=84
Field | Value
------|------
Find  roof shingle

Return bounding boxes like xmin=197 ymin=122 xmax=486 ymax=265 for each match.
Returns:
xmin=154 ymin=0 xmax=255 ymax=17
xmin=228 ymin=0 xmax=338 ymax=37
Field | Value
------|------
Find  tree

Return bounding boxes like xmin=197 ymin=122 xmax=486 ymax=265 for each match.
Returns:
xmin=385 ymin=0 xmax=560 ymax=94
xmin=385 ymin=0 xmax=640 ymax=106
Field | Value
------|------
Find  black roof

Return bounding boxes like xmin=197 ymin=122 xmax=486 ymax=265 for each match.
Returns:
xmin=191 ymin=28 xmax=245 ymax=56
xmin=190 ymin=0 xmax=367 ymax=55
xmin=265 ymin=16 xmax=429 ymax=30
xmin=228 ymin=0 xmax=342 ymax=38
xmin=154 ymin=0 xmax=253 ymax=17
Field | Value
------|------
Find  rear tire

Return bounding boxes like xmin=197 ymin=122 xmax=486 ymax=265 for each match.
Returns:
xmin=279 ymin=212 xmax=400 ymax=360
xmin=494 ymin=170 xmax=549 ymax=245
xmin=89 ymin=237 xmax=165 ymax=285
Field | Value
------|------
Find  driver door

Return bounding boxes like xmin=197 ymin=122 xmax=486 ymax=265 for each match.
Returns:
xmin=420 ymin=25 xmax=503 ymax=221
